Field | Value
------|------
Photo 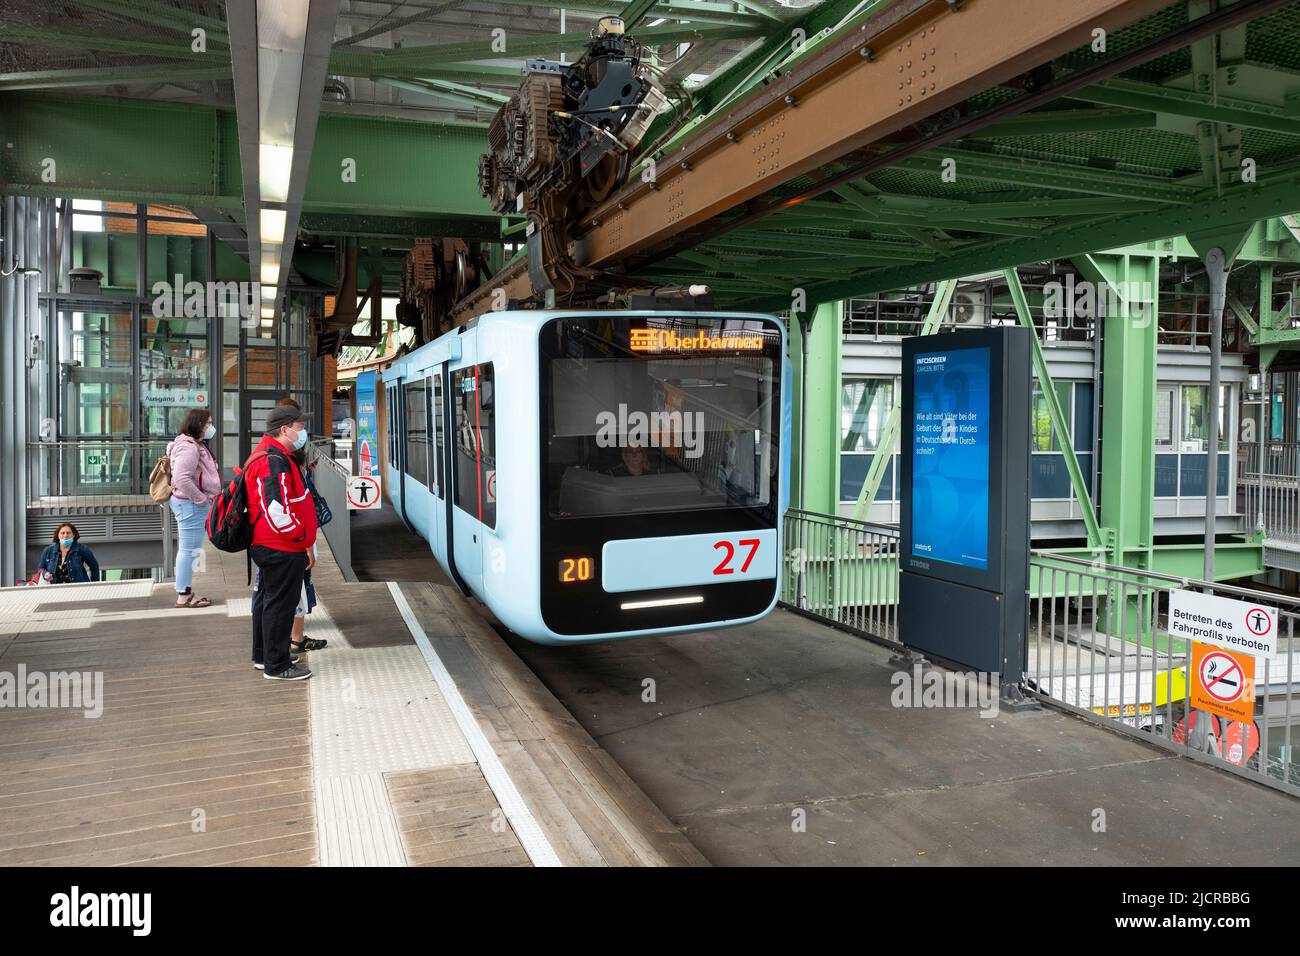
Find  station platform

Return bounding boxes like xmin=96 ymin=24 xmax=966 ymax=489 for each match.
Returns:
xmin=348 ymin=508 xmax=1300 ymax=866
xmin=0 ymin=537 xmax=704 ymax=867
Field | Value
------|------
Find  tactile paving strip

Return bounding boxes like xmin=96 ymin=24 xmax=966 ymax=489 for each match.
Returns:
xmin=387 ymin=582 xmax=563 ymax=867
xmin=306 ymin=601 xmax=474 ymax=866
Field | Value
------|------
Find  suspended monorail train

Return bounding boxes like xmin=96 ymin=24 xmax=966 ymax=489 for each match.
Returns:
xmin=382 ymin=310 xmax=790 ymax=644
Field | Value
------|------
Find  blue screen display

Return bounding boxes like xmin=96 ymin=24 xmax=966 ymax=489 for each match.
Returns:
xmin=911 ymin=347 xmax=990 ymax=570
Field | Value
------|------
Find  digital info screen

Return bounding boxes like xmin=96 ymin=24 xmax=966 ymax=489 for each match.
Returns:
xmin=910 ymin=346 xmax=991 ymax=570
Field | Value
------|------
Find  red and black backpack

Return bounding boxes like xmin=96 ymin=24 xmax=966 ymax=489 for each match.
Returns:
xmin=206 ymin=451 xmax=268 ymax=553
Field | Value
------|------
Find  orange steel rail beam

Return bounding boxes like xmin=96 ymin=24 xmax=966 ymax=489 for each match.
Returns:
xmin=450 ymin=0 xmax=1170 ymax=324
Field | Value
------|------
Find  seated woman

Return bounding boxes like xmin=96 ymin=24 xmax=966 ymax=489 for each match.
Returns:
xmin=35 ymin=523 xmax=101 ymax=584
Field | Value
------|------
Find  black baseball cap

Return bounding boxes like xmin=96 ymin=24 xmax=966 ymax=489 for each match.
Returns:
xmin=266 ymin=404 xmax=308 ymax=433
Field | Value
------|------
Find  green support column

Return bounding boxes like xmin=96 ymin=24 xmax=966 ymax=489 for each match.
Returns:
xmin=790 ymin=300 xmax=842 ymax=514
xmin=1074 ymin=252 xmax=1161 ymax=571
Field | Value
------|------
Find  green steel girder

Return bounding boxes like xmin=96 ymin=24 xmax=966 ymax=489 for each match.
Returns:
xmin=372 ymin=76 xmax=508 ymax=112
xmin=298 ymin=212 xmax=507 ymax=243
xmin=0 ymin=93 xmax=242 ymax=207
xmin=0 ymin=19 xmax=224 ymax=60
xmin=765 ymin=163 xmax=1300 ymax=306
xmin=0 ymin=93 xmax=493 ymax=219
xmin=1255 ymin=260 xmax=1300 ymax=369
xmin=1067 ymin=77 xmax=1300 ymax=138
xmin=619 ymin=0 xmax=660 ymax=29
xmin=816 ymin=189 xmax=1044 ymax=238
xmin=714 ymin=232 xmax=934 ymax=260
xmin=922 ymin=196 xmax=1166 ymax=220
xmin=1004 ymin=267 xmax=1103 ymax=548
xmin=0 ymin=64 xmax=232 ymax=92
xmin=484 ymin=0 xmax=781 ymax=24
xmin=977 ymin=107 xmax=1158 ymax=138
xmin=302 ymin=110 xmax=489 ymax=216
xmin=70 ymin=0 xmax=229 ymax=38
xmin=790 ymin=300 xmax=842 ymax=514
xmin=1078 ymin=251 xmax=1159 ymax=571
xmin=1069 ymin=218 xmax=1300 ymax=262
xmin=1148 ymin=541 xmax=1266 ymax=582
xmin=891 ymin=148 xmax=1198 ymax=204
xmin=330 ymin=20 xmax=770 ymax=74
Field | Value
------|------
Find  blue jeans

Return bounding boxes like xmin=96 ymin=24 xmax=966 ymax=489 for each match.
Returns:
xmin=169 ymin=497 xmax=207 ymax=593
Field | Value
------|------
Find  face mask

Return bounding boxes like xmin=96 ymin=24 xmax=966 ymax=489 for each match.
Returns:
xmin=292 ymin=427 xmax=309 ymax=451
xmin=202 ymin=423 xmax=216 ymax=440
xmin=59 ymin=536 xmax=74 ymax=546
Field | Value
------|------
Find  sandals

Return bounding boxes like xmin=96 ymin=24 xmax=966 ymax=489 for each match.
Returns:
xmin=175 ymin=593 xmax=213 ymax=608
xmin=291 ymin=637 xmax=328 ymax=652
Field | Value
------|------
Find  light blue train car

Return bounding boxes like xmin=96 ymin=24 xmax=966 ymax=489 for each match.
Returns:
xmin=382 ymin=310 xmax=790 ymax=644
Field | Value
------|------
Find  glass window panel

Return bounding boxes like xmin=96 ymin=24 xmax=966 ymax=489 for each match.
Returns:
xmin=1155 ymin=386 xmax=1175 ymax=449
xmin=404 ymin=378 xmax=429 ymax=488
xmin=1073 ymin=382 xmax=1093 ymax=452
xmin=1180 ymin=385 xmax=1228 ymax=451
xmin=140 ymin=316 xmax=210 ymax=441
xmin=1030 ymin=381 xmax=1073 ymax=452
xmin=840 ymin=379 xmax=893 ymax=452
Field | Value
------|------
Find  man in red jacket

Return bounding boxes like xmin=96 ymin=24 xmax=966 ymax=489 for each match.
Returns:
xmin=245 ymin=404 xmax=318 ymax=681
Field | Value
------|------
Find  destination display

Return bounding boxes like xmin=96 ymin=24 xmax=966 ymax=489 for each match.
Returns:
xmin=910 ymin=346 xmax=991 ymax=571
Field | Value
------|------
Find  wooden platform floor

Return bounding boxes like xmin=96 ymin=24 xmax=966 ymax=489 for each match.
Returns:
xmin=0 ymin=533 xmax=704 ymax=867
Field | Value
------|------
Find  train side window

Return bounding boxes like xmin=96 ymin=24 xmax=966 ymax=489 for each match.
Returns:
xmin=451 ymin=363 xmax=496 ymax=528
xmin=404 ymin=378 xmax=429 ymax=488
xmin=433 ymin=373 xmax=444 ymax=497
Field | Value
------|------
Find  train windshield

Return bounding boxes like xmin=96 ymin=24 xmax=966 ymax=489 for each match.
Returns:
xmin=541 ymin=315 xmax=782 ymax=519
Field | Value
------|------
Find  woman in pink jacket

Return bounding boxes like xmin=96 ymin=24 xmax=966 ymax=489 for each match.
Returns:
xmin=168 ymin=408 xmax=222 ymax=608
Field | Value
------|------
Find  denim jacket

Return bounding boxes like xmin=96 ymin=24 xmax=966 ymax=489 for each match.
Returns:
xmin=37 ymin=542 xmax=101 ymax=583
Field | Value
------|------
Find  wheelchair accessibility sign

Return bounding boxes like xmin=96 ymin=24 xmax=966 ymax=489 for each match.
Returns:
xmin=347 ymin=475 xmax=382 ymax=510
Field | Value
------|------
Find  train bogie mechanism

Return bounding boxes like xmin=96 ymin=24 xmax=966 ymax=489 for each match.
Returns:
xmin=478 ymin=16 xmax=666 ymax=219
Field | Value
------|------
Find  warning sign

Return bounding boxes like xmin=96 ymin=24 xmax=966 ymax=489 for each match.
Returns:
xmin=346 ymin=475 xmax=382 ymax=510
xmin=1168 ymin=589 xmax=1276 ymax=658
xmin=1190 ymin=642 xmax=1255 ymax=723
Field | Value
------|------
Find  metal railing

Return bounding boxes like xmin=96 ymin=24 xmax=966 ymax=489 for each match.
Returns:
xmin=306 ymin=439 xmax=356 ymax=581
xmin=782 ymin=507 xmax=1300 ymax=797
xmin=1239 ymin=440 xmax=1300 ymax=543
xmin=1029 ymin=552 xmax=1300 ymax=796
xmin=782 ymin=508 xmax=901 ymax=644
xmin=842 ymin=282 xmax=1233 ymax=349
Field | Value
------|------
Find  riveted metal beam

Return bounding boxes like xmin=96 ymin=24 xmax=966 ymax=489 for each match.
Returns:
xmin=454 ymin=0 xmax=1178 ymax=321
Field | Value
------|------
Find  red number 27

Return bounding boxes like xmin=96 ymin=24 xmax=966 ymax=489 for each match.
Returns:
xmin=713 ymin=538 xmax=760 ymax=575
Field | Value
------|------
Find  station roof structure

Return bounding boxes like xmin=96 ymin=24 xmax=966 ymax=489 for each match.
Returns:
xmin=2 ymin=0 xmax=1299 ymax=313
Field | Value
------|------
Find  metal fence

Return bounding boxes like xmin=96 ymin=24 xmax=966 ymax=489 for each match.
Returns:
xmin=782 ymin=508 xmax=901 ymax=643
xmin=1029 ymin=552 xmax=1300 ymax=796
xmin=1239 ymin=440 xmax=1300 ymax=544
xmin=781 ymin=507 xmax=1300 ymax=797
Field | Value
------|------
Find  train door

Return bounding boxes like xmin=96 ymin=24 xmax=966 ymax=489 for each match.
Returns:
xmin=421 ymin=369 xmax=446 ymax=564
xmin=449 ymin=341 xmax=485 ymax=590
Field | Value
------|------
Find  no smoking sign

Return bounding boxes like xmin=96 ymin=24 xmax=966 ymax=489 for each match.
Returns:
xmin=1191 ymin=642 xmax=1255 ymax=723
